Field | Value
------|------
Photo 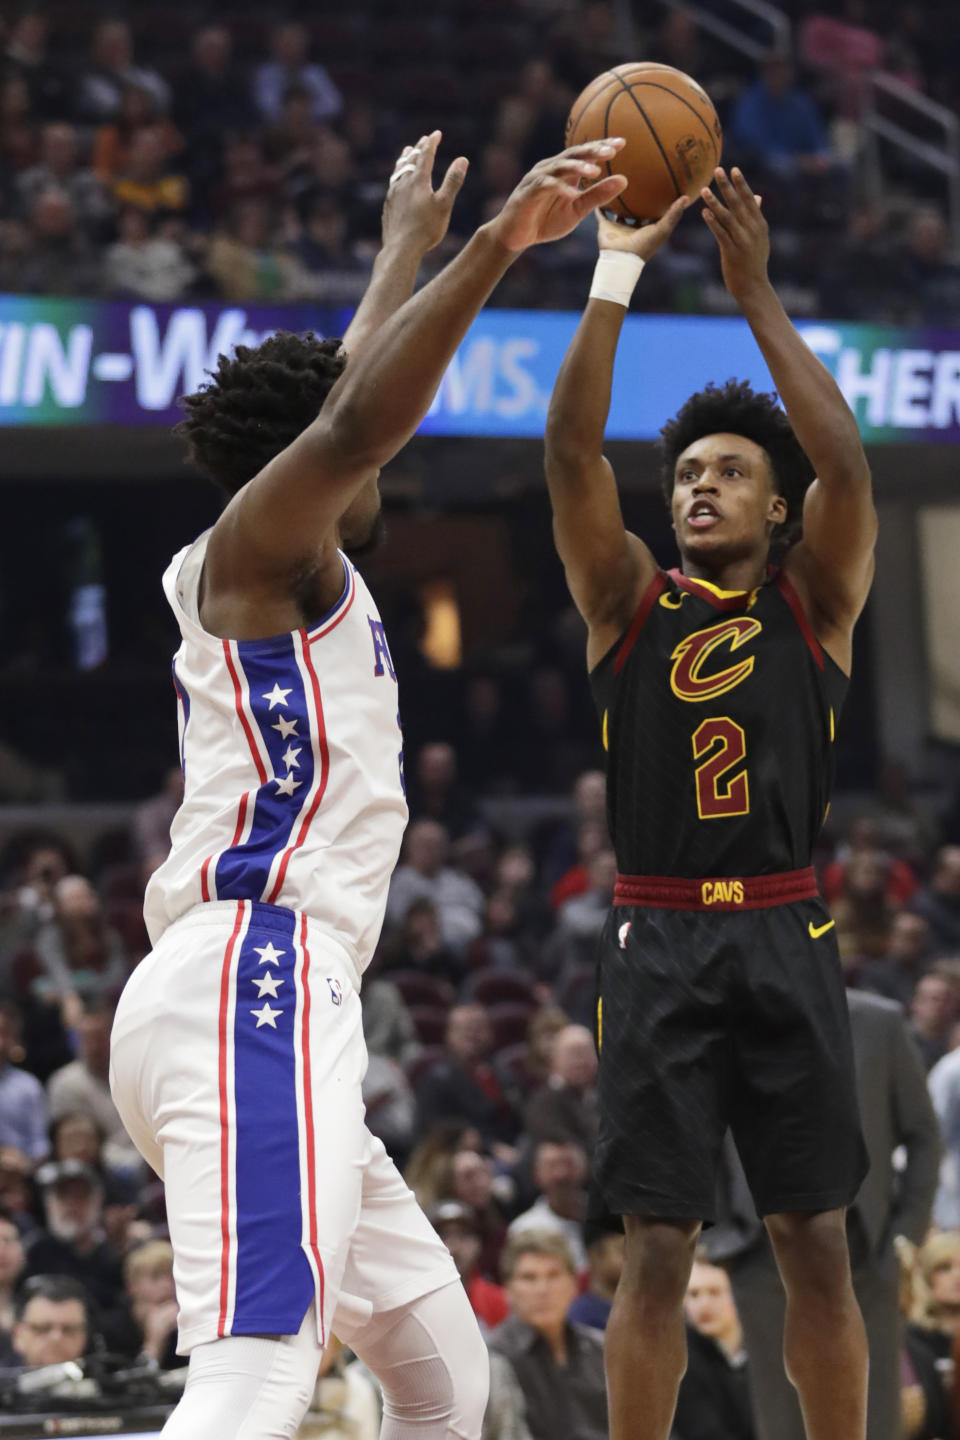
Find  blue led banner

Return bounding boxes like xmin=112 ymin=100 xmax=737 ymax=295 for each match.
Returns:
xmin=0 ymin=295 xmax=957 ymax=443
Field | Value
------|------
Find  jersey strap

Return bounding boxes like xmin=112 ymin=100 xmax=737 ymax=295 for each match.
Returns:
xmin=613 ymin=867 xmax=818 ymax=911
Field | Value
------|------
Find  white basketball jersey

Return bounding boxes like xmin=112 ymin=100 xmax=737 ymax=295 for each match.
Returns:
xmin=144 ymin=531 xmax=408 ymax=970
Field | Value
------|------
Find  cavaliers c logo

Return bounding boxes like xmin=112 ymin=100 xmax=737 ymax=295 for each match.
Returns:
xmin=670 ymin=617 xmax=762 ymax=702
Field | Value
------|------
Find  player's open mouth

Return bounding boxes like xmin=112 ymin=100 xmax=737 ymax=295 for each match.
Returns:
xmin=687 ymin=501 xmax=721 ymax=529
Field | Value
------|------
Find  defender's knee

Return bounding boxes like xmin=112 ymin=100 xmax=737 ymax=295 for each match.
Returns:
xmin=619 ymin=1217 xmax=701 ymax=1310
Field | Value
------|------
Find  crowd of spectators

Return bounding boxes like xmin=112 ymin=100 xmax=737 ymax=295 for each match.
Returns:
xmin=0 ymin=3 xmax=954 ymax=319
xmin=1 ymin=735 xmax=960 ymax=1433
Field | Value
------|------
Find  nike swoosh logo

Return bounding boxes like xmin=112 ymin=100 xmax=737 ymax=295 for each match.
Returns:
xmin=809 ymin=919 xmax=836 ymax=939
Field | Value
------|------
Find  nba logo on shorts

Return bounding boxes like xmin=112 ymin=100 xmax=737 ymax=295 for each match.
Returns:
xmin=327 ymin=977 xmax=343 ymax=1007
xmin=618 ymin=922 xmax=632 ymax=949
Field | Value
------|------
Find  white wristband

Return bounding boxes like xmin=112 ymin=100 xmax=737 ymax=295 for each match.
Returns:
xmin=589 ymin=250 xmax=645 ymax=307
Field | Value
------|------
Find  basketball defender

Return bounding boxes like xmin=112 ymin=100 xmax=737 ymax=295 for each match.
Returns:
xmin=109 ymin=133 xmax=629 ymax=1440
xmin=544 ymin=168 xmax=875 ymax=1440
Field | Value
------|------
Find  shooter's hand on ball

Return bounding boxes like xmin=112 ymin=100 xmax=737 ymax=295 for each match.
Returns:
xmin=488 ymin=139 xmax=628 ymax=252
xmin=382 ymin=129 xmax=469 ymax=255
xmin=597 ymin=195 xmax=689 ymax=261
xmin=701 ymin=166 xmax=770 ymax=304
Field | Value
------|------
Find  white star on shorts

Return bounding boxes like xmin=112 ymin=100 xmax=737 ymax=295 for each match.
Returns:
xmin=251 ymin=1002 xmax=283 ymax=1029
xmin=253 ymin=942 xmax=285 ymax=967
xmin=252 ymin=973 xmax=284 ymax=999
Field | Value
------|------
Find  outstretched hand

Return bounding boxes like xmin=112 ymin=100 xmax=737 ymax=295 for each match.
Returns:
xmin=382 ymin=130 xmax=469 ymax=256
xmin=701 ymin=166 xmax=770 ymax=303
xmin=488 ymin=139 xmax=629 ymax=253
xmin=597 ymin=195 xmax=690 ymax=261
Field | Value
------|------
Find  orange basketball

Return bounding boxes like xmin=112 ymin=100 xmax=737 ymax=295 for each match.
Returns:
xmin=566 ymin=62 xmax=722 ymax=224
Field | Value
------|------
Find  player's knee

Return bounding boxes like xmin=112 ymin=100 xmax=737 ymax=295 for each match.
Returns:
xmin=369 ymin=1282 xmax=489 ymax=1440
xmin=621 ymin=1216 xmax=701 ymax=1306
xmin=766 ymin=1209 xmax=851 ymax=1295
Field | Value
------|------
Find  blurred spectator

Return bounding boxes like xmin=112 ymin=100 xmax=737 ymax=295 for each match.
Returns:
xmin=449 ymin=1148 xmax=511 ymax=1283
xmin=524 ymin=1024 xmax=597 ymax=1153
xmin=728 ymin=58 xmax=832 ymax=177
xmin=104 ymin=206 xmax=196 ymax=302
xmin=675 ymin=1256 xmax=755 ymax=1440
xmin=898 ymin=209 xmax=960 ymax=329
xmin=77 ymin=19 xmax=170 ymax=125
xmin=24 ymin=1159 xmax=123 ymax=1320
xmin=830 ymin=849 xmax=899 ymax=967
xmin=92 ymin=83 xmax=182 ymax=186
xmin=0 ymin=1149 xmax=37 ymax=1234
xmin=208 ymin=134 xmax=278 ymax=223
xmin=543 ymin=849 xmax=616 ymax=985
xmin=416 ymin=1005 xmax=520 ymax=1150
xmin=0 ymin=1209 xmax=26 ymax=1356
xmin=49 ymin=1110 xmax=137 ymax=1249
xmin=927 ymin=1025 xmax=960 ymax=1225
xmin=300 ymin=1334 xmax=380 ymax=1440
xmin=549 ymin=820 xmax=607 ymax=911
xmin=404 ymin=1122 xmax=482 ymax=1213
xmin=507 ymin=1140 xmax=587 ymax=1270
xmin=387 ymin=821 xmax=485 ymax=951
xmin=264 ymin=84 xmax=320 ymax=180
xmin=914 ymin=847 xmax=960 ymax=955
xmin=0 ymin=73 xmax=38 ymax=176
xmin=8 ymin=1274 xmax=92 ymax=1366
xmin=3 ymin=10 xmax=66 ymax=121
xmin=910 ymin=970 xmax=957 ymax=1070
xmin=906 ymin=1232 xmax=960 ymax=1401
xmin=360 ymin=972 xmax=419 ymax=1064
xmin=16 ymin=123 xmax=111 ymax=235
xmin=800 ymin=0 xmax=886 ymax=119
xmin=467 ymin=890 xmax=541 ymax=977
xmin=408 ymin=743 xmax=480 ymax=839
xmin=0 ymin=997 xmax=48 ymax=1162
xmin=543 ymin=769 xmax=607 ymax=888
xmin=482 ymin=1350 xmax=535 ymax=1440
xmin=0 ymin=833 xmax=73 ymax=969
xmin=286 ymin=194 xmax=368 ymax=305
xmin=0 ymin=188 xmax=99 ymax=296
xmin=362 ymin=1053 xmax=416 ymax=1166
xmin=430 ymin=1199 xmax=510 ymax=1333
xmin=493 ymin=847 xmax=549 ymax=940
xmin=490 ymin=1230 xmax=607 ymax=1440
xmin=111 ymin=127 xmax=188 ymax=217
xmin=206 ymin=199 xmax=307 ymax=303
xmin=102 ymin=1239 xmax=180 ymax=1367
xmin=23 ymin=875 xmax=128 ymax=1010
xmin=253 ymin=22 xmax=342 ymax=126
xmin=383 ymin=897 xmax=464 ymax=984
xmin=47 ymin=999 xmax=140 ymax=1175
xmin=857 ymin=910 xmax=932 ymax=1008
xmin=566 ymin=1217 xmax=623 ymax=1331
xmin=823 ymin=816 xmax=918 ymax=908
xmin=174 ymin=25 xmax=249 ymax=182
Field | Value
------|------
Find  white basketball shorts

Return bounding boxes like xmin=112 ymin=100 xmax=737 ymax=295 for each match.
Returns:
xmin=110 ymin=898 xmax=457 ymax=1354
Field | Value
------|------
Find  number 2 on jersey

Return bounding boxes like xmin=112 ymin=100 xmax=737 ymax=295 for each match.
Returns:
xmin=692 ymin=717 xmax=749 ymax=819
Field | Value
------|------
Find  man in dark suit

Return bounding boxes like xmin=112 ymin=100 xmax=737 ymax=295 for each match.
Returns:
xmin=706 ymin=988 xmax=941 ymax=1440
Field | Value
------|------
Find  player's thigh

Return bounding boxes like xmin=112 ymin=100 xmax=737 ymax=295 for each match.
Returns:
xmin=730 ymin=906 xmax=866 ymax=1216
xmin=595 ymin=909 xmax=731 ymax=1219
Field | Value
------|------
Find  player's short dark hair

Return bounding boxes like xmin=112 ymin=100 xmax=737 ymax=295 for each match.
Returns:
xmin=175 ymin=331 xmax=346 ymax=498
xmin=658 ymin=379 xmax=814 ymax=548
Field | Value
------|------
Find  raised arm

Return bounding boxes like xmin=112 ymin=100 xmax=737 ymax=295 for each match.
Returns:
xmin=701 ymin=167 xmax=876 ymax=665
xmin=545 ymin=199 xmax=688 ymax=668
xmin=211 ymin=139 xmax=628 ymax=588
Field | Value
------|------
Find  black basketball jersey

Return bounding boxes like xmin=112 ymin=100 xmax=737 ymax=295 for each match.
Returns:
xmin=590 ymin=566 xmax=849 ymax=879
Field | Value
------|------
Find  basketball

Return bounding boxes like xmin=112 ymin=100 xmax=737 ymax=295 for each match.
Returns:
xmin=565 ymin=63 xmax=722 ymax=224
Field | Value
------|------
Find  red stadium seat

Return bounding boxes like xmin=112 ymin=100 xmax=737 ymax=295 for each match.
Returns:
xmin=488 ymin=1001 xmax=535 ymax=1050
xmin=388 ymin=970 xmax=455 ymax=1011
xmin=408 ymin=1004 xmax=450 ymax=1046
xmin=469 ymin=968 xmax=538 ymax=1008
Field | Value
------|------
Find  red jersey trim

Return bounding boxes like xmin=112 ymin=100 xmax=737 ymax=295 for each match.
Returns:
xmin=614 ymin=866 xmax=818 ymax=910
xmin=775 ymin=571 xmax=825 ymax=671
xmin=217 ymin=899 xmax=245 ymax=1337
xmin=613 ymin=572 xmax=668 ymax=676
xmin=297 ymin=912 xmax=326 ymax=1344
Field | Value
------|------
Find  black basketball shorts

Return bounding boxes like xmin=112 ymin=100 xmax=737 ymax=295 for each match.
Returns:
xmin=593 ymin=869 xmax=869 ymax=1221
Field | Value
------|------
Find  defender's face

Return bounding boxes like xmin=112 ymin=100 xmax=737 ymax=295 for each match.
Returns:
xmin=671 ymin=433 xmax=786 ymax=566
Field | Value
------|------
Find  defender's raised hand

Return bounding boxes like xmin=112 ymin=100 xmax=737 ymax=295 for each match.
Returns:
xmin=382 ymin=130 xmax=469 ymax=255
xmin=701 ymin=166 xmax=769 ymax=303
xmin=488 ymin=139 xmax=628 ymax=252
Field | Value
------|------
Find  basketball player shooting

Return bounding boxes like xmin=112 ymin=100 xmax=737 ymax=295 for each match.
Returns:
xmin=108 ymin=131 xmax=629 ymax=1440
xmin=544 ymin=166 xmax=876 ymax=1440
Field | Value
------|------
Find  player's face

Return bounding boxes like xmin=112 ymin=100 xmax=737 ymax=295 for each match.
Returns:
xmin=339 ymin=471 xmax=384 ymax=558
xmin=672 ymin=432 xmax=787 ymax=568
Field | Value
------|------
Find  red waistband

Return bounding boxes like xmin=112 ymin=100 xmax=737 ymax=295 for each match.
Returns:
xmin=613 ymin=867 xmax=818 ymax=911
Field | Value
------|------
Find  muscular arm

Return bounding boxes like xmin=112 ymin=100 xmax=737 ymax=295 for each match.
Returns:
xmin=544 ymin=201 xmax=687 ymax=668
xmin=703 ymin=169 xmax=876 ymax=661
xmin=209 ymin=140 xmax=627 ymax=594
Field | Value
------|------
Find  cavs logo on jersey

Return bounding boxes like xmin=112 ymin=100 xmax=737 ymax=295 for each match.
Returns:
xmin=670 ymin=617 xmax=762 ymax=703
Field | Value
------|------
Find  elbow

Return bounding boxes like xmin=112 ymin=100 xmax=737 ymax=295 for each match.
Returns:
xmin=322 ymin=397 xmax=389 ymax=473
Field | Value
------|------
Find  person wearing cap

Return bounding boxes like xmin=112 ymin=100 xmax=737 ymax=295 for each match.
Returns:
xmin=22 ymin=1158 xmax=123 ymax=1322
xmin=431 ymin=1200 xmax=509 ymax=1333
